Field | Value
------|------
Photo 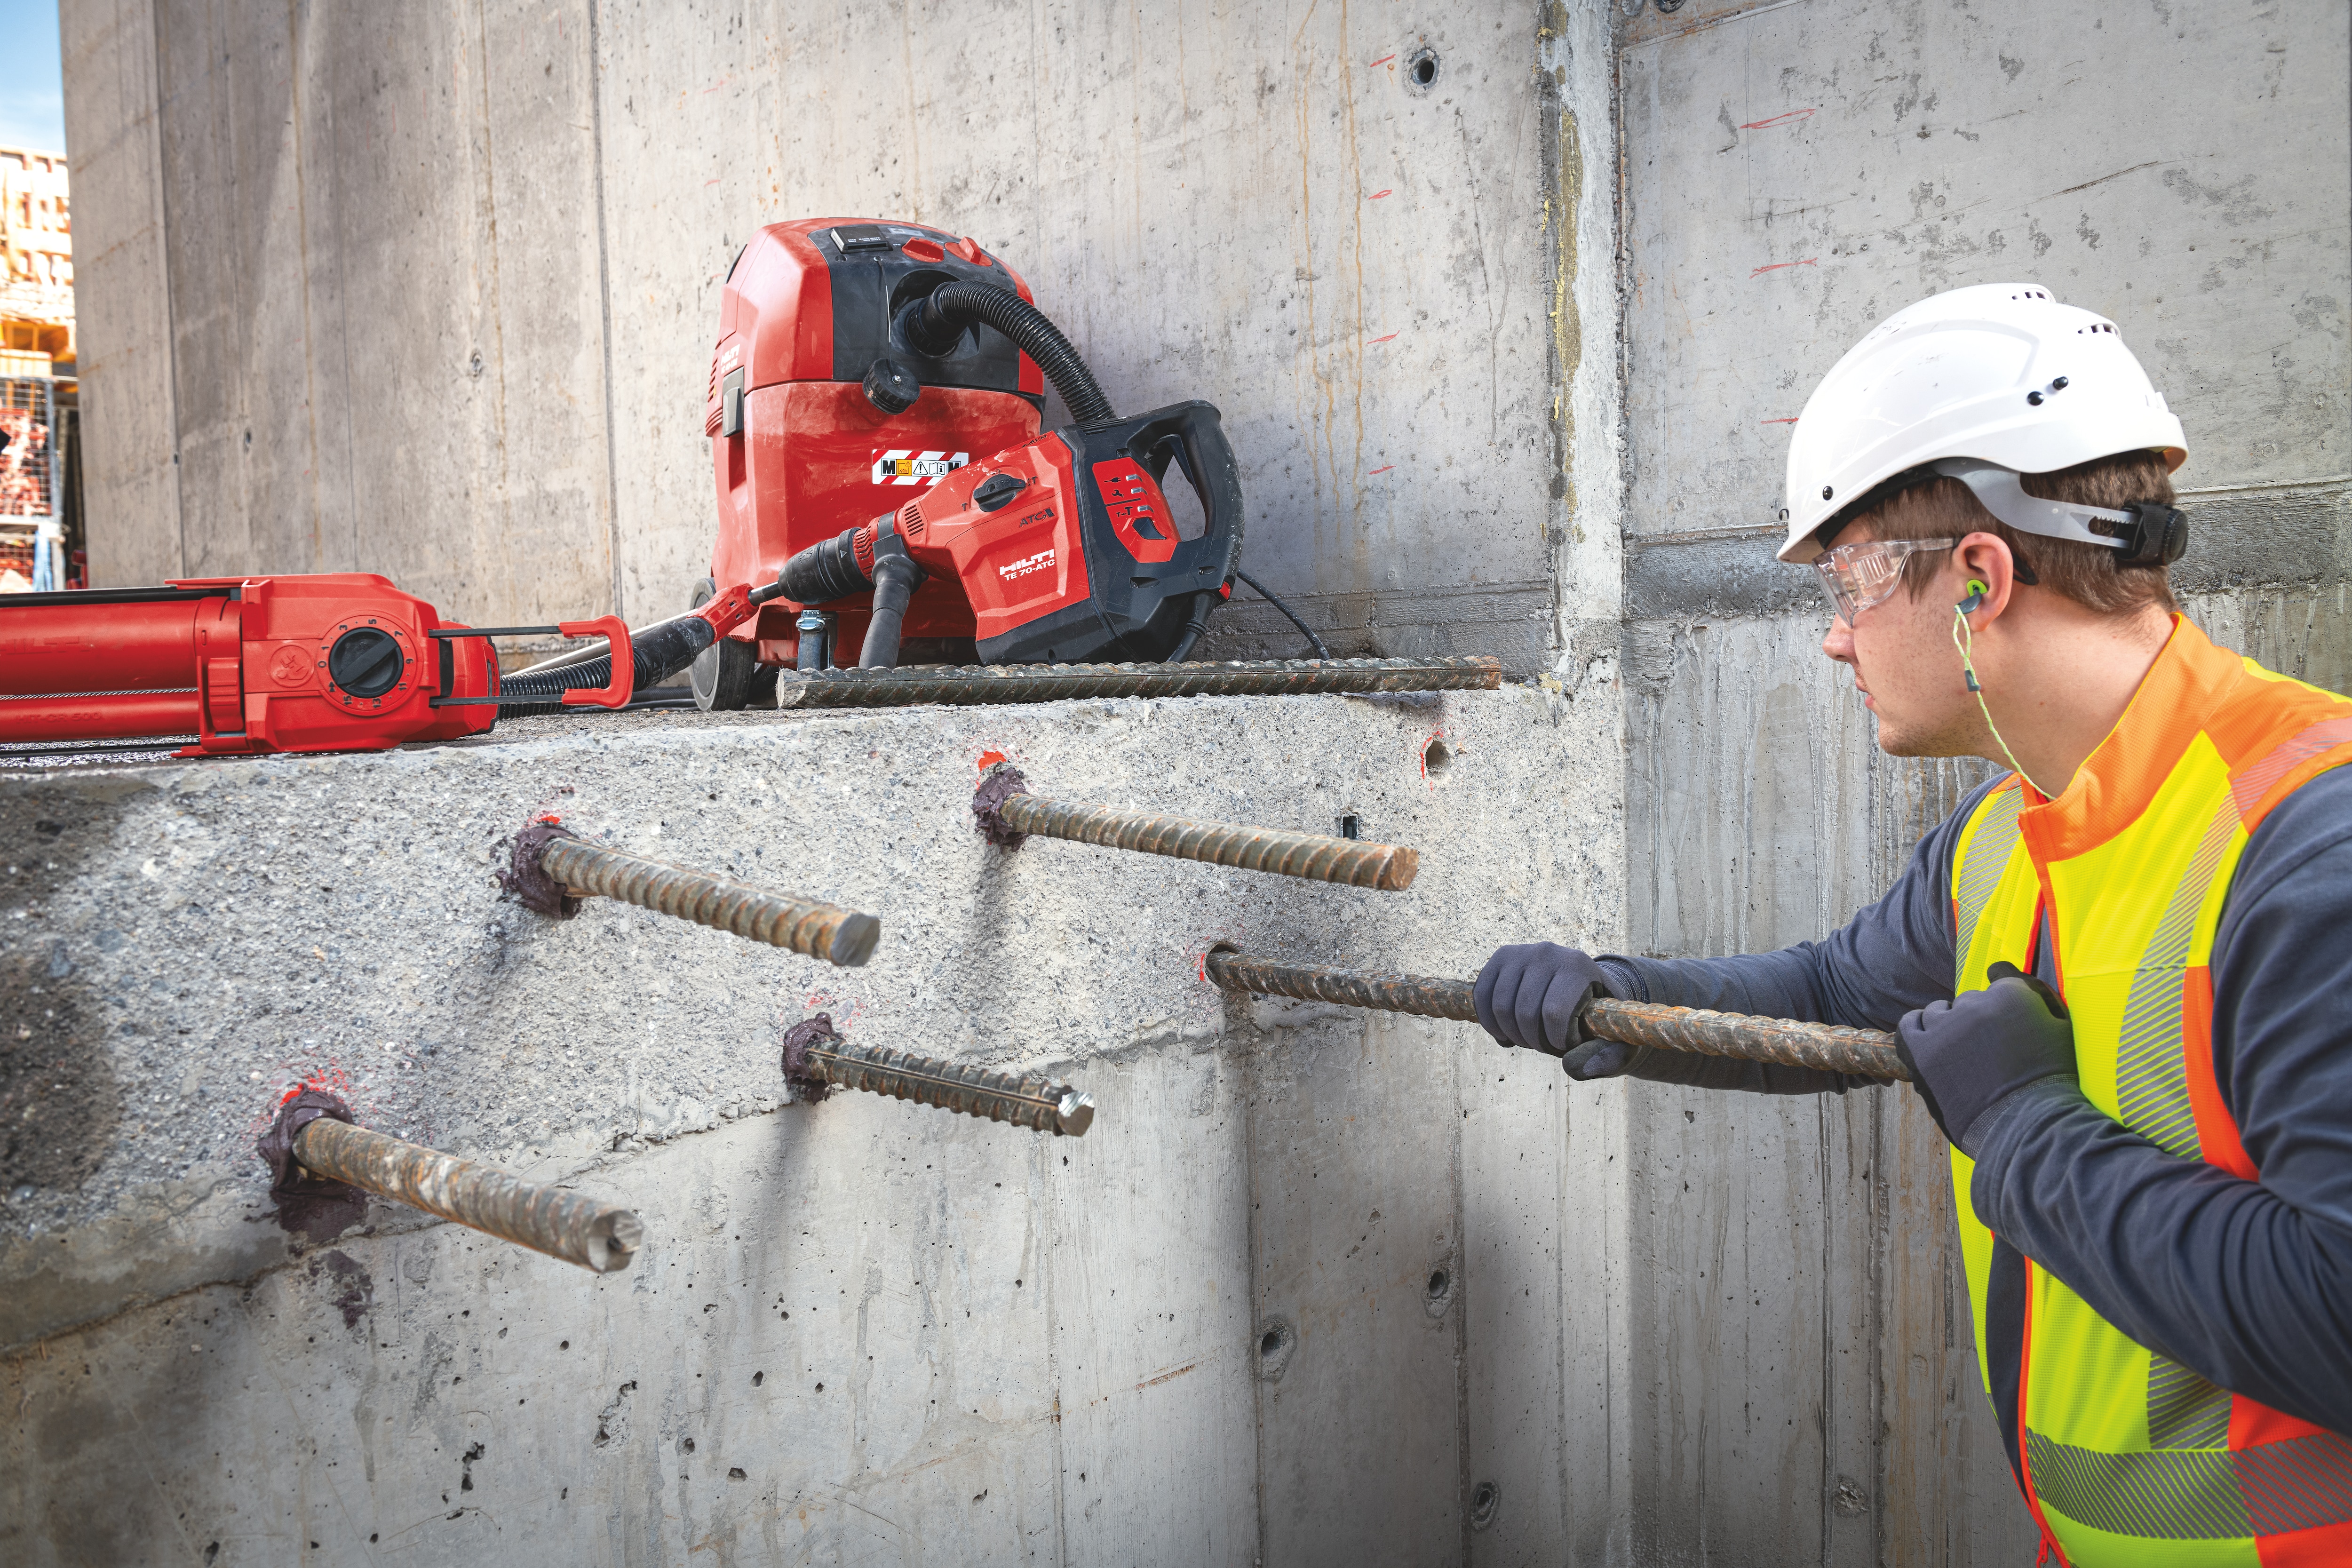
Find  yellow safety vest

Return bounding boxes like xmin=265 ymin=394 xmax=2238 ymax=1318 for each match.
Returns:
xmin=1947 ymin=616 xmax=2352 ymax=1566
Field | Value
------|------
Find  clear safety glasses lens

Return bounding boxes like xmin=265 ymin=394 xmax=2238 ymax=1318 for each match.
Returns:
xmin=1811 ymin=538 xmax=1955 ymax=624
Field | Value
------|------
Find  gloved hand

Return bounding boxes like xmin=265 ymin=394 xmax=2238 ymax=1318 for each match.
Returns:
xmin=1474 ymin=943 xmax=1629 ymax=1079
xmin=1895 ymin=961 xmax=2076 ymax=1154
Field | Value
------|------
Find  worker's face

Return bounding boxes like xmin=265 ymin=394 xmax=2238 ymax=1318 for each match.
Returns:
xmin=1818 ymin=527 xmax=1981 ymax=759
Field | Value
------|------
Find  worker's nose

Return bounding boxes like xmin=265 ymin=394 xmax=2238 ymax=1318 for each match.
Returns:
xmin=1821 ymin=617 xmax=1857 ymax=666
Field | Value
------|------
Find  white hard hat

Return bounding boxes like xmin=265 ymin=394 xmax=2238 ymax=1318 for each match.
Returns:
xmin=1778 ymin=283 xmax=2187 ymax=563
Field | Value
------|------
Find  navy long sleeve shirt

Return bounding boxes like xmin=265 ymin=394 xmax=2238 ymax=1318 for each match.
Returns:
xmin=1594 ymin=768 xmax=2352 ymax=1437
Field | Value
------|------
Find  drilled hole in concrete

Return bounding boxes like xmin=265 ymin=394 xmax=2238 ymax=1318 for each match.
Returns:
xmin=1255 ymin=1318 xmax=1296 ymax=1381
xmin=1422 ymin=736 xmax=1457 ymax=780
xmin=1427 ymin=1267 xmax=1450 ymax=1299
xmin=1470 ymin=1480 xmax=1501 ymax=1531
xmin=1406 ymin=48 xmax=1439 ymax=93
xmin=1338 ymin=812 xmax=1362 ymax=840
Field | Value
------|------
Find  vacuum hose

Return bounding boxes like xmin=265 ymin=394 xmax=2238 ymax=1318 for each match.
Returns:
xmin=903 ymin=282 xmax=1115 ymax=425
xmin=497 ymin=617 xmax=717 ymax=716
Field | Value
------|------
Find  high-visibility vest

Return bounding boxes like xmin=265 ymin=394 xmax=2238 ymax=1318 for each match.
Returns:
xmin=1947 ymin=615 xmax=2352 ymax=1566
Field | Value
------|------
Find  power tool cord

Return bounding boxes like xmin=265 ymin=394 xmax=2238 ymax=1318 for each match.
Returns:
xmin=1231 ymin=570 xmax=1331 ymax=660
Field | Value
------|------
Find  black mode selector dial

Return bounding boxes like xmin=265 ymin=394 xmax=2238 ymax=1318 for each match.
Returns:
xmin=971 ymin=472 xmax=1029 ymax=512
xmin=328 ymin=626 xmax=405 ymax=699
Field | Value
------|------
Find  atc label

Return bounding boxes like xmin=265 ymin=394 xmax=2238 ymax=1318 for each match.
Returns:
xmin=872 ymin=449 xmax=970 ymax=486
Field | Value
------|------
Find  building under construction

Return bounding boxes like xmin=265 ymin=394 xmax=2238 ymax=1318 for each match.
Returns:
xmin=4 ymin=3 xmax=2348 ymax=1564
xmin=0 ymin=143 xmax=76 ymax=588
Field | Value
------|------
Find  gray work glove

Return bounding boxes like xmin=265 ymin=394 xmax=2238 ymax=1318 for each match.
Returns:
xmin=1895 ymin=961 xmax=2077 ymax=1155
xmin=1473 ymin=943 xmax=1630 ymax=1079
xmin=1474 ymin=945 xmax=1868 ymax=1093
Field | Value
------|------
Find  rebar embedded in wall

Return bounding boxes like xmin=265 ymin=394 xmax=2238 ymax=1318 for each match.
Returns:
xmin=783 ymin=1017 xmax=1095 ymax=1136
xmin=1202 ymin=949 xmax=1908 ymax=1082
xmin=772 ymin=656 xmax=1502 ymax=709
xmin=290 ymin=1116 xmax=644 ymax=1272
xmin=510 ymin=825 xmax=880 ymax=966
xmin=974 ymin=766 xmax=1418 ymax=890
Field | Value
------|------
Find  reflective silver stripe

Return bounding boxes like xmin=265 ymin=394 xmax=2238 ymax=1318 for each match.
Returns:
xmin=1952 ymin=779 xmax=2023 ymax=990
xmin=2026 ymin=1429 xmax=2250 ymax=1541
xmin=2147 ymin=1356 xmax=2232 ymax=1450
xmin=2111 ymin=795 xmax=2239 ymax=1158
xmin=2027 ymin=1428 xmax=2352 ymax=1542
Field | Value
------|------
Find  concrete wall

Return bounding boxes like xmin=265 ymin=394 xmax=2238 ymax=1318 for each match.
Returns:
xmin=1614 ymin=0 xmax=2350 ymax=1562
xmin=62 ymin=0 xmax=1603 ymax=669
xmin=28 ymin=0 xmax=2352 ymax=1564
xmin=0 ymin=685 xmax=1628 ymax=1566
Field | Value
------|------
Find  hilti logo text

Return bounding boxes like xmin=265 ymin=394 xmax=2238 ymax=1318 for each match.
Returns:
xmin=999 ymin=549 xmax=1056 ymax=581
xmin=871 ymin=449 xmax=969 ymax=486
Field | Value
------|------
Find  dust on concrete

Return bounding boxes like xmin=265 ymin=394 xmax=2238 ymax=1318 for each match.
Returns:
xmin=0 ymin=789 xmax=123 ymax=1202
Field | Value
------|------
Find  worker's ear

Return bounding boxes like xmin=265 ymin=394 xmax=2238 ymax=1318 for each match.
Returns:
xmin=1952 ymin=531 xmax=2025 ymax=624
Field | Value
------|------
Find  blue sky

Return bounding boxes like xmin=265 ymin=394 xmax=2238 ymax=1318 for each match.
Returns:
xmin=0 ymin=0 xmax=66 ymax=154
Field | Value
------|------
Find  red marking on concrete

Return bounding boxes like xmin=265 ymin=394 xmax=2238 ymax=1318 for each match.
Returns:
xmin=1367 ymin=332 xmax=1399 ymax=345
xmin=537 ymin=813 xmax=564 ymax=824
xmin=977 ymin=749 xmax=1009 ymax=772
xmin=1368 ymin=54 xmax=1396 ymax=68
xmin=1367 ymin=464 xmax=1396 ymax=476
xmin=1750 ymin=258 xmax=1820 ymax=278
xmin=1368 ymin=189 xmax=1392 ymax=200
xmin=1740 ymin=108 xmax=1819 ymax=131
xmin=1760 ymin=417 xmax=1801 ymax=425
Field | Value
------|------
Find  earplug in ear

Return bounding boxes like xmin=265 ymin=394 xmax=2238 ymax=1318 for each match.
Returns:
xmin=1956 ymin=579 xmax=1990 ymax=616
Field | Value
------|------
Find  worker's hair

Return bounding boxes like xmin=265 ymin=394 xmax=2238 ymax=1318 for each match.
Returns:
xmin=1862 ymin=450 xmax=2179 ymax=616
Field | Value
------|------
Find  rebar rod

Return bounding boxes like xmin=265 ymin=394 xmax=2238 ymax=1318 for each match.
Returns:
xmin=773 ymin=656 xmax=1502 ymax=710
xmin=782 ymin=1019 xmax=1094 ymax=1135
xmin=1203 ymin=950 xmax=1908 ymax=1082
xmin=975 ymin=767 xmax=1417 ymax=890
xmin=291 ymin=1117 xmax=643 ymax=1272
xmin=537 ymin=835 xmax=879 ymax=966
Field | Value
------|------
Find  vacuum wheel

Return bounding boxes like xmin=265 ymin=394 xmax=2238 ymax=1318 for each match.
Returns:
xmin=689 ymin=577 xmax=764 ymax=710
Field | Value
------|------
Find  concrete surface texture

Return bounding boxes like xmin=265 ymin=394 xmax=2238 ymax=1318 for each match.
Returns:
xmin=1 ymin=685 xmax=1628 ymax=1565
xmin=22 ymin=0 xmax=2351 ymax=1566
xmin=61 ymin=0 xmax=1588 ymax=670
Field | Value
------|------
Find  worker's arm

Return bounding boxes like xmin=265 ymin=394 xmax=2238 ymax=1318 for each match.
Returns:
xmin=1965 ymin=768 xmax=2352 ymax=1434
xmin=1577 ymin=778 xmax=1988 ymax=1091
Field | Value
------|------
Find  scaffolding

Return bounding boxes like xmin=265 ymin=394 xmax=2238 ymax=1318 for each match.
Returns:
xmin=0 ymin=146 xmax=76 ymax=589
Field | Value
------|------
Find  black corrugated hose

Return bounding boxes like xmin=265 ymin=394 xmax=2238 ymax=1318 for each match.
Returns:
xmin=906 ymin=282 xmax=1115 ymax=425
xmin=496 ymin=617 xmax=717 ymax=716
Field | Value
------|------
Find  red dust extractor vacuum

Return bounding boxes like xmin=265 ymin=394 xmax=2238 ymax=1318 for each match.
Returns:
xmin=694 ymin=217 xmax=1242 ymax=706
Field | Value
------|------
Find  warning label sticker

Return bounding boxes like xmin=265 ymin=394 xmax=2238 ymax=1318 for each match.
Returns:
xmin=871 ymin=450 xmax=970 ymax=486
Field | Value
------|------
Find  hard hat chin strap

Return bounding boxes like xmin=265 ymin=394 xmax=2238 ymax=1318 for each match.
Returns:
xmin=1930 ymin=459 xmax=2188 ymax=565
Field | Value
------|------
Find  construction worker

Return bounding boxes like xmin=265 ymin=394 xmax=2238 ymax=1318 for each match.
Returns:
xmin=1478 ymin=283 xmax=2352 ymax=1564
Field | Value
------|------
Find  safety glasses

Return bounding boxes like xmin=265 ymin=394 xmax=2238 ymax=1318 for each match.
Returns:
xmin=1810 ymin=538 xmax=1954 ymax=625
